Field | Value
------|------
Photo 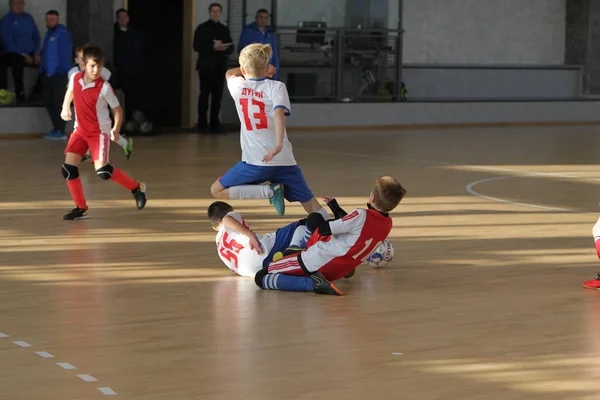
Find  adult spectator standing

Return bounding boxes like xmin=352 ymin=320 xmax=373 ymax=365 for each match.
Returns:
xmin=193 ymin=3 xmax=234 ymax=133
xmin=113 ymin=8 xmax=144 ymax=125
xmin=0 ymin=0 xmax=41 ymax=103
xmin=238 ymin=9 xmax=278 ymax=80
xmin=40 ymin=10 xmax=72 ymax=140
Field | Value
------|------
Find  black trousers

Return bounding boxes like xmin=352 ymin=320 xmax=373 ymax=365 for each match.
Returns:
xmin=198 ymin=69 xmax=226 ymax=129
xmin=115 ymin=71 xmax=142 ymax=121
xmin=0 ymin=52 xmax=33 ymax=96
xmin=41 ymin=73 xmax=68 ymax=132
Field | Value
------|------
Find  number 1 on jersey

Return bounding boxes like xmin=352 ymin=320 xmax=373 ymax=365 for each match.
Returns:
xmin=240 ymin=98 xmax=268 ymax=131
xmin=352 ymin=238 xmax=382 ymax=262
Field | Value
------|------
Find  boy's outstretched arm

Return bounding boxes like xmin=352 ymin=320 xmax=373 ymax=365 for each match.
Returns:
xmin=323 ymin=196 xmax=348 ymax=219
xmin=263 ymin=108 xmax=285 ymax=162
xmin=225 ymin=68 xmax=243 ymax=80
xmin=222 ymin=215 xmax=263 ymax=254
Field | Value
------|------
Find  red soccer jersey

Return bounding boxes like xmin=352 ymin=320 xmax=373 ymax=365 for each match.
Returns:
xmin=70 ymin=72 xmax=120 ymax=136
xmin=302 ymin=208 xmax=393 ymax=281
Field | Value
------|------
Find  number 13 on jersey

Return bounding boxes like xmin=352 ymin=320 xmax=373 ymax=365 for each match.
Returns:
xmin=240 ymin=98 xmax=267 ymax=131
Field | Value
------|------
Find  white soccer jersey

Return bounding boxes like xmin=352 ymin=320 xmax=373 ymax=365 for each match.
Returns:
xmin=215 ymin=212 xmax=277 ymax=277
xmin=68 ymin=66 xmax=111 ymax=82
xmin=227 ymin=77 xmax=296 ymax=166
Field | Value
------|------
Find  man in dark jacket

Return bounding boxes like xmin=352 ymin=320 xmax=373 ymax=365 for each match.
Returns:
xmin=193 ymin=3 xmax=234 ymax=133
xmin=238 ymin=9 xmax=278 ymax=80
xmin=40 ymin=10 xmax=72 ymax=140
xmin=113 ymin=8 xmax=144 ymax=123
xmin=0 ymin=0 xmax=41 ymax=102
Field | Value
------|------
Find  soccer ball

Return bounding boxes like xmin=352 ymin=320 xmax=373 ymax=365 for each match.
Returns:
xmin=364 ymin=240 xmax=394 ymax=268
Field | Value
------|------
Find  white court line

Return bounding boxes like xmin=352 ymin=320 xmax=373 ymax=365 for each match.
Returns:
xmin=295 ymin=147 xmax=600 ymax=179
xmin=77 ymin=374 xmax=98 ymax=382
xmin=0 ymin=332 xmax=8 ymax=337
xmin=465 ymin=174 xmax=600 ymax=214
xmin=57 ymin=362 xmax=77 ymax=370
xmin=35 ymin=351 xmax=54 ymax=358
xmin=97 ymin=387 xmax=117 ymax=395
xmin=296 ymin=147 xmax=600 ymax=213
xmin=13 ymin=341 xmax=31 ymax=348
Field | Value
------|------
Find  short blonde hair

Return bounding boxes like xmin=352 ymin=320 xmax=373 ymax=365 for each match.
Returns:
xmin=239 ymin=43 xmax=272 ymax=76
xmin=372 ymin=176 xmax=406 ymax=213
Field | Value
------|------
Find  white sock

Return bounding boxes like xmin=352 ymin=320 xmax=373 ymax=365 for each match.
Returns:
xmin=316 ymin=207 xmax=330 ymax=220
xmin=116 ymin=136 xmax=128 ymax=148
xmin=290 ymin=225 xmax=306 ymax=248
xmin=229 ymin=185 xmax=273 ymax=200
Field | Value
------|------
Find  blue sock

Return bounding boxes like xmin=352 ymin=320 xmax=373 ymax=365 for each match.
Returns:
xmin=262 ymin=273 xmax=314 ymax=292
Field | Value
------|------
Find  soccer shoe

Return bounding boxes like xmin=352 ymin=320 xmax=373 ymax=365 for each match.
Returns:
xmin=63 ymin=207 xmax=89 ymax=220
xmin=269 ymin=183 xmax=285 ymax=216
xmin=132 ymin=183 xmax=147 ymax=210
xmin=81 ymin=152 xmax=91 ymax=162
xmin=583 ymin=273 xmax=600 ymax=289
xmin=123 ymin=137 xmax=133 ymax=160
xmin=272 ymin=246 xmax=304 ymax=262
xmin=344 ymin=268 xmax=356 ymax=279
xmin=311 ymin=272 xmax=344 ymax=296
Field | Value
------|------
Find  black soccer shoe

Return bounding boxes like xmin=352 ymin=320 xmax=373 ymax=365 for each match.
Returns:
xmin=63 ymin=207 xmax=89 ymax=220
xmin=311 ymin=272 xmax=344 ymax=296
xmin=132 ymin=183 xmax=147 ymax=210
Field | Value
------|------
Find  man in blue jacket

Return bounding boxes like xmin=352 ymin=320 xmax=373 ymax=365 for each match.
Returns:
xmin=39 ymin=10 xmax=72 ymax=140
xmin=238 ymin=9 xmax=279 ymax=80
xmin=0 ymin=0 xmax=41 ymax=102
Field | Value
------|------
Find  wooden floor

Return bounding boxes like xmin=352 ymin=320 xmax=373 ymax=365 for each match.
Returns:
xmin=2 ymin=126 xmax=600 ymax=399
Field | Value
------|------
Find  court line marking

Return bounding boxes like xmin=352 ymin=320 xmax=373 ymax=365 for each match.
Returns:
xmin=98 ymin=387 xmax=117 ymax=395
xmin=0 ymin=333 xmax=117 ymax=395
xmin=465 ymin=174 xmax=600 ymax=214
xmin=295 ymin=147 xmax=600 ymax=214
xmin=57 ymin=362 xmax=77 ymax=370
xmin=77 ymin=374 xmax=98 ymax=382
xmin=295 ymin=147 xmax=600 ymax=178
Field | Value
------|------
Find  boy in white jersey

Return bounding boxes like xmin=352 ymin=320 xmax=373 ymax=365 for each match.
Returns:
xmin=208 ymin=201 xmax=309 ymax=278
xmin=209 ymin=43 xmax=329 ymax=220
xmin=69 ymin=45 xmax=133 ymax=161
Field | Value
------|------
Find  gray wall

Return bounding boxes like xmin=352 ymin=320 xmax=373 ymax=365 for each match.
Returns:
xmin=402 ymin=0 xmax=566 ymax=64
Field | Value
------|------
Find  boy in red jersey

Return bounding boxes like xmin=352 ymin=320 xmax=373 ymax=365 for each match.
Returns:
xmin=255 ymin=176 xmax=406 ymax=295
xmin=59 ymin=45 xmax=147 ymax=220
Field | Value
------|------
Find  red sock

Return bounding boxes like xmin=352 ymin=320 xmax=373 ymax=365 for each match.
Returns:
xmin=110 ymin=167 xmax=139 ymax=191
xmin=595 ymin=239 xmax=600 ymax=260
xmin=67 ymin=178 xmax=87 ymax=209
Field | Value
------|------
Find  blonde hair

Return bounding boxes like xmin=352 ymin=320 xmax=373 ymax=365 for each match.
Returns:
xmin=372 ymin=176 xmax=407 ymax=213
xmin=239 ymin=43 xmax=272 ymax=76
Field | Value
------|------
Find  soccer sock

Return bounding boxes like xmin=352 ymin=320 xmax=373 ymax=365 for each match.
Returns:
xmin=261 ymin=273 xmax=314 ymax=292
xmin=316 ymin=207 xmax=330 ymax=220
xmin=593 ymin=218 xmax=600 ymax=259
xmin=116 ymin=136 xmax=128 ymax=148
xmin=290 ymin=225 xmax=307 ymax=248
xmin=303 ymin=225 xmax=313 ymax=246
xmin=67 ymin=178 xmax=87 ymax=209
xmin=110 ymin=167 xmax=139 ymax=191
xmin=229 ymin=185 xmax=273 ymax=200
